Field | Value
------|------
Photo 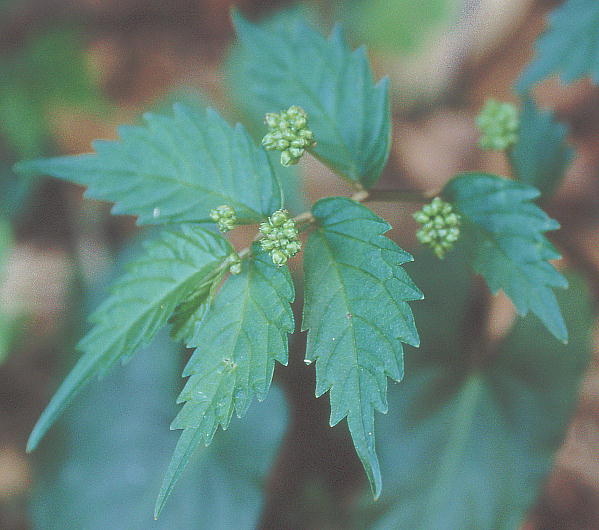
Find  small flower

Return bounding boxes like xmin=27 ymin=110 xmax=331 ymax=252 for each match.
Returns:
xmin=259 ymin=209 xmax=301 ymax=266
xmin=210 ymin=205 xmax=237 ymax=233
xmin=262 ymin=106 xmax=316 ymax=167
xmin=476 ymin=99 xmax=519 ymax=151
xmin=413 ymin=197 xmax=461 ymax=259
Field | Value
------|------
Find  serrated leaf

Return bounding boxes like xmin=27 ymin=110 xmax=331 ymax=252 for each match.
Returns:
xmin=31 ymin=328 xmax=288 ymax=529
xmin=157 ymin=246 xmax=294 ymax=515
xmin=444 ymin=173 xmax=568 ymax=342
xmin=356 ymin=256 xmax=592 ymax=530
xmin=302 ymin=197 xmax=422 ymax=498
xmin=232 ymin=10 xmax=391 ymax=188
xmin=517 ymin=0 xmax=599 ymax=92
xmin=27 ymin=225 xmax=233 ymax=452
xmin=508 ymin=98 xmax=574 ymax=198
xmin=14 ymin=104 xmax=283 ymax=225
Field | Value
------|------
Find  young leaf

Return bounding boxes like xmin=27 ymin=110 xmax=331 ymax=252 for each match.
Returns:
xmin=14 ymin=104 xmax=283 ymax=225
xmin=27 ymin=226 xmax=233 ymax=452
xmin=444 ymin=173 xmax=568 ymax=342
xmin=517 ymin=0 xmax=599 ymax=92
xmin=232 ymin=10 xmax=391 ymax=189
xmin=31 ymin=328 xmax=288 ymax=529
xmin=157 ymin=246 xmax=294 ymax=515
xmin=302 ymin=197 xmax=423 ymax=498
xmin=357 ymin=258 xmax=592 ymax=530
xmin=508 ymin=98 xmax=574 ymax=198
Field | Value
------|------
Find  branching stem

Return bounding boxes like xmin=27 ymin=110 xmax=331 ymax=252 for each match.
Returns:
xmin=235 ymin=187 xmax=439 ymax=262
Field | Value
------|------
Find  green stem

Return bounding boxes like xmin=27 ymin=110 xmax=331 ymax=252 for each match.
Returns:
xmin=363 ymin=188 xmax=441 ymax=203
xmin=235 ymin=186 xmax=439 ymax=260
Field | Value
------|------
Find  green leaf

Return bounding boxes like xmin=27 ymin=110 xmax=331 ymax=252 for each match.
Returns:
xmin=357 ymin=256 xmax=592 ymax=529
xmin=517 ymin=0 xmax=599 ymax=92
xmin=444 ymin=173 xmax=568 ymax=342
xmin=14 ymin=104 xmax=283 ymax=225
xmin=232 ymin=10 xmax=391 ymax=188
xmin=31 ymin=328 xmax=288 ymax=529
xmin=508 ymin=98 xmax=574 ymax=198
xmin=26 ymin=225 xmax=233 ymax=452
xmin=157 ymin=246 xmax=294 ymax=516
xmin=0 ymin=219 xmax=18 ymax=365
xmin=302 ymin=197 xmax=422 ymax=498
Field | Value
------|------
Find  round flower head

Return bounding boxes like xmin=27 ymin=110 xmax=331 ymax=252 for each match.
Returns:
xmin=476 ymin=99 xmax=519 ymax=151
xmin=413 ymin=197 xmax=461 ymax=259
xmin=262 ymin=106 xmax=316 ymax=167
xmin=259 ymin=209 xmax=301 ymax=266
xmin=210 ymin=204 xmax=237 ymax=233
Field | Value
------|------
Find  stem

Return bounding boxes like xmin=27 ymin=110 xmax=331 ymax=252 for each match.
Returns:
xmin=235 ymin=186 xmax=439 ymax=261
xmin=363 ymin=188 xmax=441 ymax=203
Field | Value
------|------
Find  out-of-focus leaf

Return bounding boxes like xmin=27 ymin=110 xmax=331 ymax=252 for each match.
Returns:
xmin=517 ymin=0 xmax=599 ymax=91
xmin=31 ymin=328 xmax=288 ymax=529
xmin=508 ymin=98 xmax=574 ymax=198
xmin=0 ymin=162 xmax=35 ymax=220
xmin=0 ymin=28 xmax=106 ymax=159
xmin=0 ymin=219 xmax=17 ymax=365
xmin=338 ymin=0 xmax=457 ymax=54
xmin=356 ymin=253 xmax=592 ymax=530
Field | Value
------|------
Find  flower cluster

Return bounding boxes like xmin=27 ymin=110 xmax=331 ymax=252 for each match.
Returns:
xmin=413 ymin=197 xmax=461 ymax=259
xmin=262 ymin=105 xmax=316 ymax=167
xmin=209 ymin=204 xmax=237 ymax=233
xmin=476 ymin=99 xmax=519 ymax=151
xmin=259 ymin=209 xmax=301 ymax=266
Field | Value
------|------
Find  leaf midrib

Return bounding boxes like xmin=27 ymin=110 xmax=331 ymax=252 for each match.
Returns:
xmin=315 ymin=230 xmax=369 ymax=435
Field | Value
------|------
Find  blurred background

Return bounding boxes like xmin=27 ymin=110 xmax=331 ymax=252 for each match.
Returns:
xmin=0 ymin=0 xmax=598 ymax=528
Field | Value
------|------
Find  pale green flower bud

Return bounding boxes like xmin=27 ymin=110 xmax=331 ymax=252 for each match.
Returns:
xmin=259 ymin=209 xmax=302 ymax=265
xmin=271 ymin=250 xmax=288 ymax=266
xmin=261 ymin=105 xmax=316 ymax=167
xmin=265 ymin=113 xmax=279 ymax=128
xmin=476 ymin=99 xmax=519 ymax=151
xmin=210 ymin=204 xmax=237 ymax=233
xmin=414 ymin=198 xmax=462 ymax=259
xmin=280 ymin=150 xmax=294 ymax=167
xmin=229 ymin=259 xmax=242 ymax=275
xmin=270 ymin=210 xmax=288 ymax=227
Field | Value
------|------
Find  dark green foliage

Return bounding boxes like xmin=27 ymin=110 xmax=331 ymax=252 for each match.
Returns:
xmin=508 ymin=98 xmax=574 ymax=198
xmin=357 ymin=254 xmax=592 ymax=529
xmin=31 ymin=330 xmax=288 ymax=529
xmin=517 ymin=0 xmax=599 ymax=91
xmin=444 ymin=173 xmax=568 ymax=342
xmin=302 ymin=197 xmax=422 ymax=498
xmin=15 ymin=105 xmax=283 ymax=225
xmin=26 ymin=226 xmax=234 ymax=452
xmin=157 ymin=247 xmax=295 ymax=515
xmin=232 ymin=11 xmax=391 ymax=188
xmin=16 ymin=6 xmax=593 ymax=524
